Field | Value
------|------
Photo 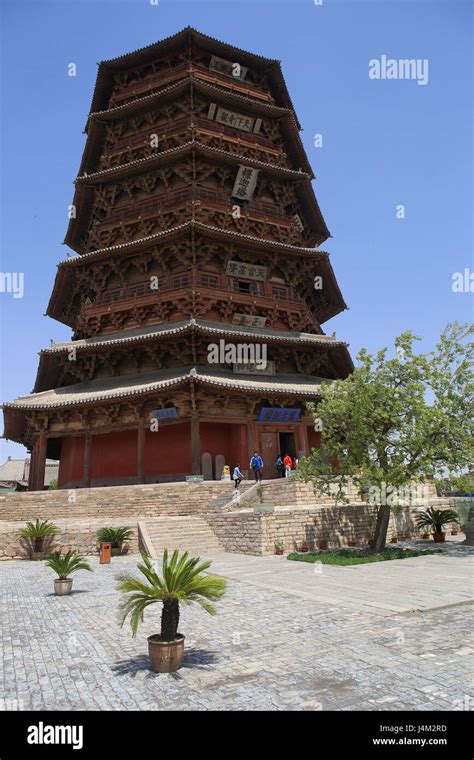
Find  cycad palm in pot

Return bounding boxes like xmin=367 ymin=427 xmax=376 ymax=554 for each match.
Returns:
xmin=17 ymin=519 xmax=59 ymax=559
xmin=46 ymin=551 xmax=92 ymax=595
xmin=415 ymin=507 xmax=460 ymax=543
xmin=96 ymin=526 xmax=133 ymax=556
xmin=117 ymin=549 xmax=227 ymax=673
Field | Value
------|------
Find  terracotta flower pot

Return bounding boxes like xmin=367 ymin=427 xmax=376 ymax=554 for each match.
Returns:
xmin=147 ymin=634 xmax=185 ymax=673
xmin=275 ymin=548 xmax=284 ymax=555
xmin=422 ymin=533 xmax=430 ymax=539
xmin=450 ymin=530 xmax=458 ymax=536
xmin=347 ymin=540 xmax=357 ymax=547
xmin=54 ymin=578 xmax=73 ymax=596
xmin=390 ymin=537 xmax=398 ymax=543
xmin=318 ymin=543 xmax=328 ymax=551
xmin=298 ymin=546 xmax=309 ymax=553
xmin=432 ymin=532 xmax=446 ymax=543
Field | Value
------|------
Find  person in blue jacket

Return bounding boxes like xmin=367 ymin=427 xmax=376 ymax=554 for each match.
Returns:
xmin=249 ymin=451 xmax=263 ymax=482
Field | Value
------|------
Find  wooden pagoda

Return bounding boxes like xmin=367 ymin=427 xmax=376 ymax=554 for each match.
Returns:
xmin=2 ymin=27 xmax=352 ymax=489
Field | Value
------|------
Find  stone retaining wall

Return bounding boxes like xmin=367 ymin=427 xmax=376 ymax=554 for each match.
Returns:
xmin=0 ymin=519 xmax=140 ymax=560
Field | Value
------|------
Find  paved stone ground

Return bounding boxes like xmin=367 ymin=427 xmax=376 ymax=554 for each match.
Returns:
xmin=0 ymin=542 xmax=473 ymax=711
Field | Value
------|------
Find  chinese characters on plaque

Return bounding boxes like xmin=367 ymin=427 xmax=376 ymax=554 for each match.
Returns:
xmin=258 ymin=408 xmax=301 ymax=423
xmin=292 ymin=213 xmax=304 ymax=232
xmin=232 ymin=313 xmax=267 ymax=328
xmin=225 ymin=260 xmax=267 ymax=281
xmin=207 ymin=104 xmax=260 ymax=133
xmin=232 ymin=165 xmax=259 ymax=202
xmin=208 ymin=55 xmax=248 ymax=81
xmin=152 ymin=407 xmax=179 ymax=421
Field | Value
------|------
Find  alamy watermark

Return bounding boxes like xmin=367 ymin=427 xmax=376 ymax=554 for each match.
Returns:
xmin=207 ymin=340 xmax=267 ymax=370
xmin=369 ymin=55 xmax=429 ymax=86
xmin=0 ymin=272 xmax=24 ymax=298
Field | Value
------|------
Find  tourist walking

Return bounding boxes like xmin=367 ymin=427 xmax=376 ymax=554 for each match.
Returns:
xmin=249 ymin=451 xmax=264 ymax=482
xmin=275 ymin=455 xmax=284 ymax=478
xmin=232 ymin=463 xmax=244 ymax=489
xmin=283 ymin=453 xmax=293 ymax=477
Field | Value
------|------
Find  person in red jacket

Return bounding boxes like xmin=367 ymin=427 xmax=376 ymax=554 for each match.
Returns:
xmin=283 ymin=453 xmax=293 ymax=478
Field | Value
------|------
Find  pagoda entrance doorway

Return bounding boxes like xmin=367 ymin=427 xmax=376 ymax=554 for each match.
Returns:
xmin=279 ymin=432 xmax=296 ymax=461
xmin=258 ymin=428 xmax=296 ymax=478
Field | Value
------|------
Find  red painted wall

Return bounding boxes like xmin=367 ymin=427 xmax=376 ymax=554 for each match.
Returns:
xmin=58 ymin=437 xmax=85 ymax=487
xmin=200 ymin=422 xmax=247 ymax=468
xmin=144 ymin=422 xmax=191 ymax=476
xmin=58 ymin=421 xmax=248 ymax=485
xmin=90 ymin=430 xmax=138 ymax=479
xmin=307 ymin=428 xmax=321 ymax=451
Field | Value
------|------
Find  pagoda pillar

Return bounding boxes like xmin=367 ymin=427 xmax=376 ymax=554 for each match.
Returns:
xmin=297 ymin=422 xmax=307 ymax=458
xmin=247 ymin=421 xmax=255 ymax=461
xmin=32 ymin=432 xmax=47 ymax=491
xmin=191 ymin=414 xmax=200 ymax=474
xmin=83 ymin=432 xmax=92 ymax=488
xmin=28 ymin=446 xmax=38 ymax=490
xmin=137 ymin=420 xmax=146 ymax=483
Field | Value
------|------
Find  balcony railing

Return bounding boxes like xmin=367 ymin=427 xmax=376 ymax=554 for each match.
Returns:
xmin=98 ymin=185 xmax=294 ymax=229
xmin=81 ymin=270 xmax=300 ymax=313
xmin=105 ymin=114 xmax=283 ymax=157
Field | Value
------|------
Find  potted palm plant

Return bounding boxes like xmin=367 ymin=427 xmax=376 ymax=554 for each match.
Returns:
xmin=46 ymin=551 xmax=92 ymax=595
xmin=96 ymin=526 xmax=133 ymax=557
xmin=415 ymin=507 xmax=460 ymax=543
xmin=18 ymin=519 xmax=59 ymax=560
xmin=274 ymin=541 xmax=284 ymax=555
xmin=117 ymin=549 xmax=227 ymax=673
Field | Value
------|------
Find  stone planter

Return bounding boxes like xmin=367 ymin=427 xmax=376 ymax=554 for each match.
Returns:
xmin=54 ymin=578 xmax=73 ymax=596
xmin=147 ymin=634 xmax=185 ymax=673
xmin=31 ymin=551 xmax=47 ymax=561
xmin=111 ymin=547 xmax=122 ymax=557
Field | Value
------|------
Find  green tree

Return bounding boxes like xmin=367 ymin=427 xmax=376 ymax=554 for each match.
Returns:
xmin=298 ymin=322 xmax=473 ymax=553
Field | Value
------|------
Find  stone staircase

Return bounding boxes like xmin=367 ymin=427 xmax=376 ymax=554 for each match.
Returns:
xmin=0 ymin=480 xmax=255 ymax=521
xmin=139 ymin=515 xmax=224 ymax=559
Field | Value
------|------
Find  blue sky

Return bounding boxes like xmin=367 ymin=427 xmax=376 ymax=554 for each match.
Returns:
xmin=0 ymin=0 xmax=472 ymax=459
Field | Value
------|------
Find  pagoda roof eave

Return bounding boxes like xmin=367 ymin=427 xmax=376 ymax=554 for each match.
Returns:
xmin=87 ymin=27 xmax=300 ymax=129
xmin=33 ymin=317 xmax=353 ymax=393
xmin=64 ymin=139 xmax=320 ymax=253
xmin=60 ymin=221 xmax=327 ymax=268
xmin=75 ymin=139 xmax=312 ymax=185
xmin=48 ymin=222 xmax=346 ymax=327
xmin=65 ymin=140 xmax=323 ymax=253
xmin=81 ymin=77 xmax=312 ymax=179
xmin=2 ymin=367 xmax=327 ymax=444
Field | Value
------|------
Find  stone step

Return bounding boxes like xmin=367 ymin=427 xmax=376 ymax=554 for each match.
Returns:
xmin=142 ymin=516 xmax=223 ymax=556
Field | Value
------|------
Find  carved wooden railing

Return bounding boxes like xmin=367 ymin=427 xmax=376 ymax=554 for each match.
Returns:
xmin=81 ymin=270 xmax=301 ymax=312
xmin=105 ymin=115 xmax=283 ymax=156
xmin=98 ymin=186 xmax=295 ymax=229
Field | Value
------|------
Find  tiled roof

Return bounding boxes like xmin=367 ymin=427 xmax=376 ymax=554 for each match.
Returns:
xmin=75 ymin=139 xmax=311 ymax=184
xmin=4 ymin=366 xmax=325 ymax=411
xmin=59 ymin=220 xmax=324 ymax=266
xmin=87 ymin=27 xmax=300 ymax=129
xmin=43 ymin=318 xmax=346 ymax=355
